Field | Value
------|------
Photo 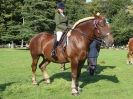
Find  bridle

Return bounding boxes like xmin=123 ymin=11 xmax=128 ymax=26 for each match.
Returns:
xmin=93 ymin=18 xmax=110 ymax=39
xmin=67 ymin=17 xmax=110 ymax=44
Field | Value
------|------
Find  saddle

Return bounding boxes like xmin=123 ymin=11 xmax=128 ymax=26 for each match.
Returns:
xmin=58 ymin=28 xmax=70 ymax=49
xmin=51 ymin=28 xmax=70 ymax=59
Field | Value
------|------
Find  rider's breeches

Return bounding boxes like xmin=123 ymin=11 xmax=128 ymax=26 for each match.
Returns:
xmin=56 ymin=31 xmax=63 ymax=41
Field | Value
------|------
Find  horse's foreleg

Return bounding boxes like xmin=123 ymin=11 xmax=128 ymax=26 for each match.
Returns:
xmin=76 ymin=61 xmax=85 ymax=92
xmin=39 ymin=58 xmax=50 ymax=84
xmin=31 ymin=57 xmax=39 ymax=85
xmin=71 ymin=60 xmax=79 ymax=96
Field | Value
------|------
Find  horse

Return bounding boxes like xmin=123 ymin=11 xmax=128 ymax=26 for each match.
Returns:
xmin=29 ymin=14 xmax=114 ymax=95
xmin=127 ymin=38 xmax=133 ymax=64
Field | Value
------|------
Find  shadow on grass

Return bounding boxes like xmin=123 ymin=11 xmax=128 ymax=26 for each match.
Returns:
xmin=0 ymin=82 xmax=15 ymax=92
xmin=48 ymin=65 xmax=119 ymax=88
xmin=80 ymin=72 xmax=118 ymax=88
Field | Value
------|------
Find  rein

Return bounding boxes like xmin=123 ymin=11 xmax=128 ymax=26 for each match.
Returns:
xmin=94 ymin=38 xmax=104 ymax=44
xmin=70 ymin=28 xmax=104 ymax=45
xmin=74 ymin=28 xmax=90 ymax=39
xmin=67 ymin=18 xmax=110 ymax=46
xmin=68 ymin=19 xmax=102 ymax=40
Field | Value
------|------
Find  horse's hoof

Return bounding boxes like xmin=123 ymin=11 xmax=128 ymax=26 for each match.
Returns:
xmin=127 ymin=61 xmax=130 ymax=64
xmin=127 ymin=61 xmax=133 ymax=65
xmin=45 ymin=79 xmax=51 ymax=84
xmin=45 ymin=82 xmax=51 ymax=84
xmin=72 ymin=92 xmax=79 ymax=96
xmin=77 ymin=87 xmax=82 ymax=92
xmin=71 ymin=88 xmax=79 ymax=96
xmin=32 ymin=81 xmax=38 ymax=85
xmin=127 ymin=62 xmax=132 ymax=65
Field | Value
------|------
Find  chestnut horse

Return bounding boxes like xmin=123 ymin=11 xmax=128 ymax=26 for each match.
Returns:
xmin=29 ymin=15 xmax=113 ymax=95
xmin=127 ymin=38 xmax=133 ymax=64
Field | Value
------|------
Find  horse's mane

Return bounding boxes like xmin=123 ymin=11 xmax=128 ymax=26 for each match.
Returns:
xmin=71 ymin=17 xmax=95 ymax=29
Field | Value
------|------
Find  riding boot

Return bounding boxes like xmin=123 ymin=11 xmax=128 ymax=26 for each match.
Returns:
xmin=51 ymin=40 xmax=58 ymax=58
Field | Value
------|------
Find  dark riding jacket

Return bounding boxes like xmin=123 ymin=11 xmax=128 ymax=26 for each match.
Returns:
xmin=54 ymin=11 xmax=68 ymax=32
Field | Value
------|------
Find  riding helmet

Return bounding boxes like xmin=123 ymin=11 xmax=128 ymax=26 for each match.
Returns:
xmin=56 ymin=2 xmax=65 ymax=9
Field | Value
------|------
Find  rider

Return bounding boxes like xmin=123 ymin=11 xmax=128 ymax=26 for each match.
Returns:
xmin=51 ymin=1 xmax=69 ymax=58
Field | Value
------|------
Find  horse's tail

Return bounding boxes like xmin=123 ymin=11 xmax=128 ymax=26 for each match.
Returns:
xmin=27 ymin=34 xmax=37 ymax=49
xmin=26 ymin=36 xmax=34 ymax=49
xmin=26 ymin=40 xmax=30 ymax=49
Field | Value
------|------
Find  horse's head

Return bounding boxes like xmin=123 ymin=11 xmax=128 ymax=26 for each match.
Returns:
xmin=93 ymin=14 xmax=114 ymax=47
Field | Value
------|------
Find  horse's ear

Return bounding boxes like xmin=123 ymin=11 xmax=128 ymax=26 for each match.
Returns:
xmin=94 ymin=12 xmax=101 ymax=18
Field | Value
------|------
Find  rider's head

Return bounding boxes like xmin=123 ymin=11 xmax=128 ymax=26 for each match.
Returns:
xmin=56 ymin=2 xmax=65 ymax=13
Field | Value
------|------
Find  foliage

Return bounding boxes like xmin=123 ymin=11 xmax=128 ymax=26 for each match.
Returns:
xmin=65 ymin=0 xmax=90 ymax=23
xmin=0 ymin=0 xmax=133 ymax=46
xmin=111 ymin=10 xmax=133 ymax=45
xmin=86 ymin=0 xmax=133 ymax=45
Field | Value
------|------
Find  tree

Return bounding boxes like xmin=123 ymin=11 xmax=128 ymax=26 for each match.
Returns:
xmin=112 ymin=9 xmax=133 ymax=45
xmin=86 ymin=0 xmax=133 ymax=45
xmin=22 ymin=0 xmax=56 ymax=34
xmin=0 ymin=0 xmax=133 ymax=46
xmin=0 ymin=0 xmax=24 ymax=45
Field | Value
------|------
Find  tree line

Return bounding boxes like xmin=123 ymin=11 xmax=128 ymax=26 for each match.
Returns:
xmin=0 ymin=0 xmax=133 ymax=46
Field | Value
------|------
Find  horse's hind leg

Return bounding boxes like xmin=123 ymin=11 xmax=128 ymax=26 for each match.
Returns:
xmin=60 ymin=63 xmax=65 ymax=71
xmin=31 ymin=56 xmax=39 ymax=85
xmin=76 ymin=61 xmax=85 ymax=92
xmin=127 ymin=52 xmax=132 ymax=64
xmin=39 ymin=56 xmax=50 ymax=84
xmin=131 ymin=54 xmax=133 ymax=64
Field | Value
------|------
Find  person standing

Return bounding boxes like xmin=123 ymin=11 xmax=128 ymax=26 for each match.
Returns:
xmin=87 ymin=39 xmax=102 ymax=75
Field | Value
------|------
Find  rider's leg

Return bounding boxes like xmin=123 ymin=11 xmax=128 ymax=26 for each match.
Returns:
xmin=51 ymin=31 xmax=63 ymax=57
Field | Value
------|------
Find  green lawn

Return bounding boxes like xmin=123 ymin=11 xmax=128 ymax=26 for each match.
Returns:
xmin=0 ymin=48 xmax=133 ymax=99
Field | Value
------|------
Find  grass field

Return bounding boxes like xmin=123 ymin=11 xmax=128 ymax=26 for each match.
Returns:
xmin=0 ymin=48 xmax=133 ymax=99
